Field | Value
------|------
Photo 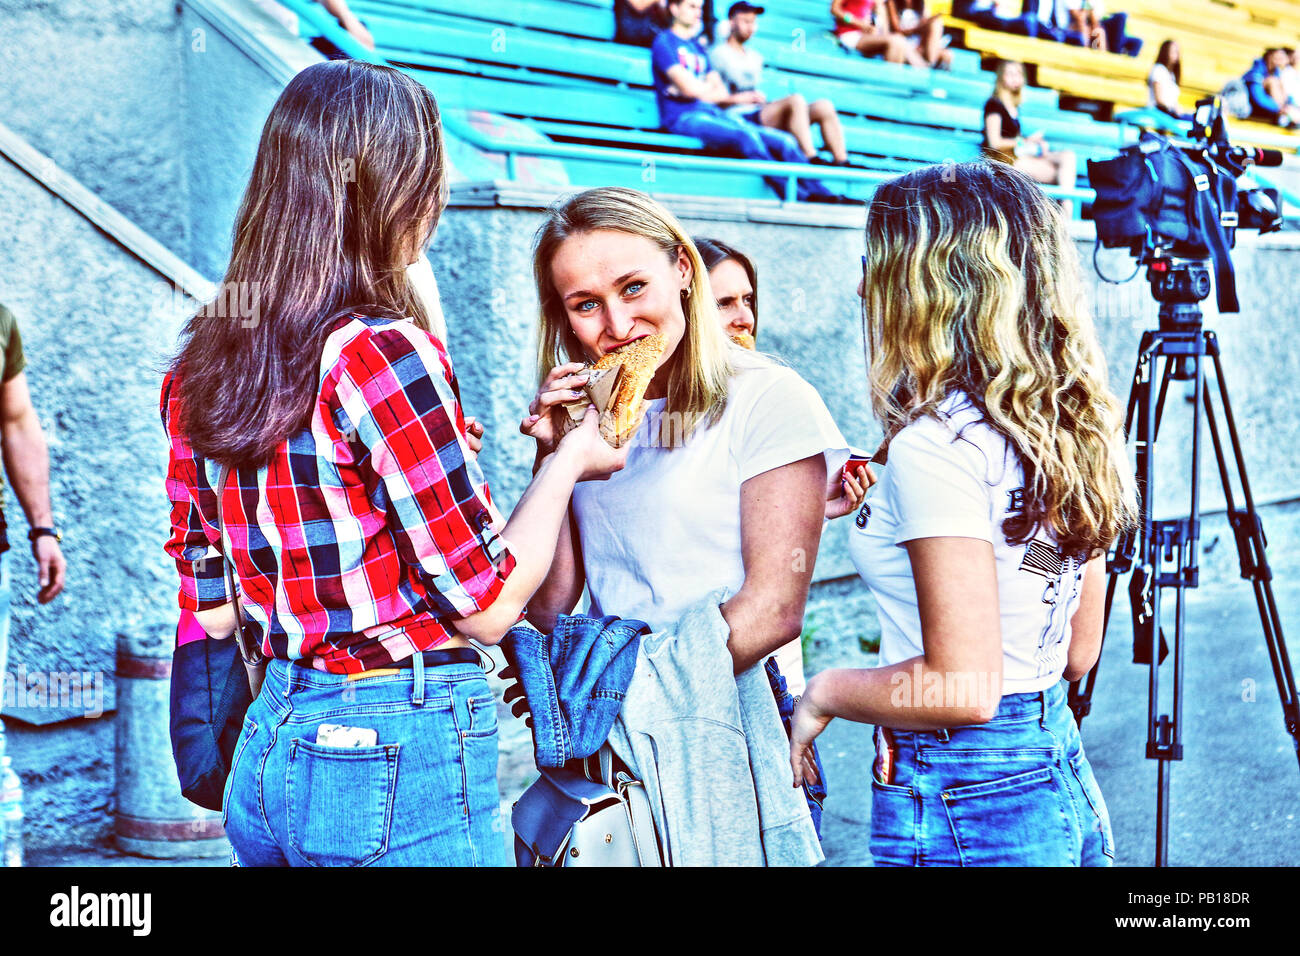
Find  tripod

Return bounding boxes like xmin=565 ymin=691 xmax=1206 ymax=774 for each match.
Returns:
xmin=1068 ymin=259 xmax=1300 ymax=867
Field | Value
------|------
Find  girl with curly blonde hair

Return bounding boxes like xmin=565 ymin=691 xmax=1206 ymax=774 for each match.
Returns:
xmin=791 ymin=161 xmax=1136 ymax=866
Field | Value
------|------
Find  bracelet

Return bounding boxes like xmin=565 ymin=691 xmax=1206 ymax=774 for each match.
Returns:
xmin=28 ymin=526 xmax=61 ymax=544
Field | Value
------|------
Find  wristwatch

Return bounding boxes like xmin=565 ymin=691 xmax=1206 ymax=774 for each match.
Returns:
xmin=28 ymin=526 xmax=61 ymax=544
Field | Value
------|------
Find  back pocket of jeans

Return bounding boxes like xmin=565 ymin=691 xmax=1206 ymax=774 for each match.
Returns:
xmin=869 ymin=782 xmax=919 ymax=867
xmin=941 ymin=765 xmax=1075 ymax=866
xmin=286 ymin=738 xmax=399 ymax=867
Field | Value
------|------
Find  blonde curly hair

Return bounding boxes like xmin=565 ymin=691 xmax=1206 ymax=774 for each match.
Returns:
xmin=862 ymin=161 xmax=1137 ymax=559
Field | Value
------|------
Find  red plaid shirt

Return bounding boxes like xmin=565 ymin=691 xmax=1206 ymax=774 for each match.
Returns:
xmin=162 ymin=313 xmax=515 ymax=674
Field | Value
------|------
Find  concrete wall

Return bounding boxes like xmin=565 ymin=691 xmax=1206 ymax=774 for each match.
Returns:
xmin=179 ymin=0 xmax=319 ymax=279
xmin=0 ymin=0 xmax=191 ymax=256
xmin=0 ymin=144 xmax=195 ymax=848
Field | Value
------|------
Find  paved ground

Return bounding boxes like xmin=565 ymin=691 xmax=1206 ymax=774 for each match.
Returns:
xmin=25 ymin=577 xmax=1300 ymax=868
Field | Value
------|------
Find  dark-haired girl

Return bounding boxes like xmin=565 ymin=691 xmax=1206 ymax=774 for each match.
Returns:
xmin=162 ymin=60 xmax=624 ymax=866
xmin=1149 ymin=40 xmax=1190 ymax=121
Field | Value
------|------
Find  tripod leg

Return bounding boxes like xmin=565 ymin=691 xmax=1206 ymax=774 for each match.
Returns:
xmin=1203 ymin=336 xmax=1300 ymax=769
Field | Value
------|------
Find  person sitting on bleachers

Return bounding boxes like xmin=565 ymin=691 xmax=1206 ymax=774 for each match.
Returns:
xmin=1149 ymin=40 xmax=1191 ymax=121
xmin=830 ymin=0 xmax=931 ymax=67
xmin=711 ymin=3 xmax=852 ymax=165
xmin=952 ymin=0 xmax=1041 ymax=38
xmin=1069 ymin=2 xmax=1142 ymax=56
xmin=617 ymin=0 xmax=719 ymax=46
xmin=883 ymin=1 xmax=954 ymax=68
xmin=616 ymin=0 xmax=670 ymax=46
xmin=1243 ymin=48 xmax=1300 ymax=127
xmin=1023 ymin=0 xmax=1085 ymax=45
xmin=983 ymin=60 xmax=1078 ymax=217
xmin=654 ymin=0 xmax=850 ymax=201
xmin=1281 ymin=48 xmax=1300 ymax=116
xmin=308 ymin=0 xmax=375 ymax=58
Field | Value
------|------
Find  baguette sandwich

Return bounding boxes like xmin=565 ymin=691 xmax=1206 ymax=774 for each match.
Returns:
xmin=558 ymin=332 xmax=668 ymax=448
xmin=729 ymin=331 xmax=756 ymax=350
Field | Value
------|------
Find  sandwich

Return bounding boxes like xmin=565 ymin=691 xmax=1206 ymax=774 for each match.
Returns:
xmin=730 ymin=331 xmax=756 ymax=350
xmin=558 ymin=332 xmax=668 ymax=448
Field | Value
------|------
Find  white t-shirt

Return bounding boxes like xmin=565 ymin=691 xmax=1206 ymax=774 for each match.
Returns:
xmin=571 ymin=355 xmax=849 ymax=695
xmin=1148 ymin=63 xmax=1179 ymax=111
xmin=709 ymin=39 xmax=764 ymax=94
xmin=1280 ymin=64 xmax=1300 ymax=107
xmin=847 ymin=392 xmax=1087 ymax=694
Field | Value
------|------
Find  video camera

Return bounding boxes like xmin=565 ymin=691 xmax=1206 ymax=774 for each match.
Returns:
xmin=1087 ymin=97 xmax=1283 ymax=315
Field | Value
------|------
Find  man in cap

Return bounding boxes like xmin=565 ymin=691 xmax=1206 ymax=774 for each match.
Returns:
xmin=710 ymin=2 xmax=851 ymax=165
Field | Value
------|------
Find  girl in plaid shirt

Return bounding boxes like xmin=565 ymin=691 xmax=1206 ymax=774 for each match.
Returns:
xmin=163 ymin=60 xmax=623 ymax=866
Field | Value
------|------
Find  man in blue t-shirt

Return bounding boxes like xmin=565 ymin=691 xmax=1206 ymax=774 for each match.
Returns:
xmin=650 ymin=0 xmax=848 ymax=202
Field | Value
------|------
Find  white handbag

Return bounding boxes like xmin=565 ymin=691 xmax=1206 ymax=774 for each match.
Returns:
xmin=512 ymin=746 xmax=663 ymax=867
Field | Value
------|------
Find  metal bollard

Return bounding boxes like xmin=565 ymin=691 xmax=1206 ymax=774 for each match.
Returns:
xmin=114 ymin=646 xmax=227 ymax=858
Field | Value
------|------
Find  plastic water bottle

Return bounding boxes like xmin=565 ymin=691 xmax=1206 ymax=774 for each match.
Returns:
xmin=0 ymin=756 xmax=22 ymax=867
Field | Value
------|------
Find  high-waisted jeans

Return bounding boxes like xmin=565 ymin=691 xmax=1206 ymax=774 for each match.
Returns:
xmin=222 ymin=656 xmax=509 ymax=866
xmin=869 ymin=680 xmax=1115 ymax=867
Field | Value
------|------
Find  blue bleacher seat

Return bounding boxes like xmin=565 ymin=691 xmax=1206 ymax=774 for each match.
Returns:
xmin=290 ymin=0 xmax=1122 ymax=202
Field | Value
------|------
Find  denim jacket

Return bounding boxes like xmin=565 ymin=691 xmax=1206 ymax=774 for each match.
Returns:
xmin=501 ymin=614 xmax=649 ymax=769
xmin=605 ymin=589 xmax=824 ymax=867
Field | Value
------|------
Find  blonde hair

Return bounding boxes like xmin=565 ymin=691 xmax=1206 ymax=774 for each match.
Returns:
xmin=532 ymin=187 xmax=736 ymax=443
xmin=862 ymin=161 xmax=1136 ymax=559
xmin=995 ymin=59 xmax=1024 ymax=108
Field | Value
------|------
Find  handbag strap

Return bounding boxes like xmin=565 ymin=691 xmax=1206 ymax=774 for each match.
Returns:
xmin=215 ymin=464 xmax=265 ymax=666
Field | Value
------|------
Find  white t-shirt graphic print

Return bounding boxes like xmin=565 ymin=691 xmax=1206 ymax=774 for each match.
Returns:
xmin=847 ymin=392 xmax=1087 ymax=693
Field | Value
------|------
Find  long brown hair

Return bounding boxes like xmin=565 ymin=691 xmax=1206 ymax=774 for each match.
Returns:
xmin=1156 ymin=40 xmax=1182 ymax=86
xmin=169 ymin=60 xmax=448 ymax=467
xmin=862 ymin=162 xmax=1137 ymax=559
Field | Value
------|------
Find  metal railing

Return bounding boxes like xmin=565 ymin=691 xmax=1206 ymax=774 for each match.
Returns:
xmin=274 ymin=0 xmax=1096 ymax=206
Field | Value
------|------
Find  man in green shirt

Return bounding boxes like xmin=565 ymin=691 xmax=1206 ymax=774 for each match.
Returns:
xmin=0 ymin=303 xmax=66 ymax=825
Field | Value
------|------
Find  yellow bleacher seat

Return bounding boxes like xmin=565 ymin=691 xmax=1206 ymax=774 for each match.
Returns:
xmin=930 ymin=0 xmax=1300 ymax=154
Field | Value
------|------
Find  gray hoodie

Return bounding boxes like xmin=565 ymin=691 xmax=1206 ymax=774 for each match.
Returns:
xmin=606 ymin=589 xmax=824 ymax=866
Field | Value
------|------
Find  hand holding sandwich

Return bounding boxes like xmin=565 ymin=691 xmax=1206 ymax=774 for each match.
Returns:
xmin=555 ymin=404 xmax=631 ymax=482
xmin=521 ymin=361 xmax=591 ymax=454
xmin=521 ymin=334 xmax=669 ymax=454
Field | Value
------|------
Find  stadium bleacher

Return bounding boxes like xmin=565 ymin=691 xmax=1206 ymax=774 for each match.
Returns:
xmin=278 ymin=0 xmax=1300 ymax=212
xmin=934 ymin=0 xmax=1300 ymax=151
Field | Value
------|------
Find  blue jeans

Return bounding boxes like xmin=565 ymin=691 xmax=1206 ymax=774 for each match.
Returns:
xmin=501 ymin=613 xmax=647 ymax=769
xmin=668 ymin=106 xmax=834 ymax=201
xmin=223 ymin=656 xmax=509 ymax=866
xmin=869 ymin=681 xmax=1114 ymax=866
xmin=1102 ymin=13 xmax=1142 ymax=57
xmin=1019 ymin=1 xmax=1086 ymax=44
xmin=953 ymin=0 xmax=1040 ymax=36
xmin=766 ymin=658 xmax=826 ymax=838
